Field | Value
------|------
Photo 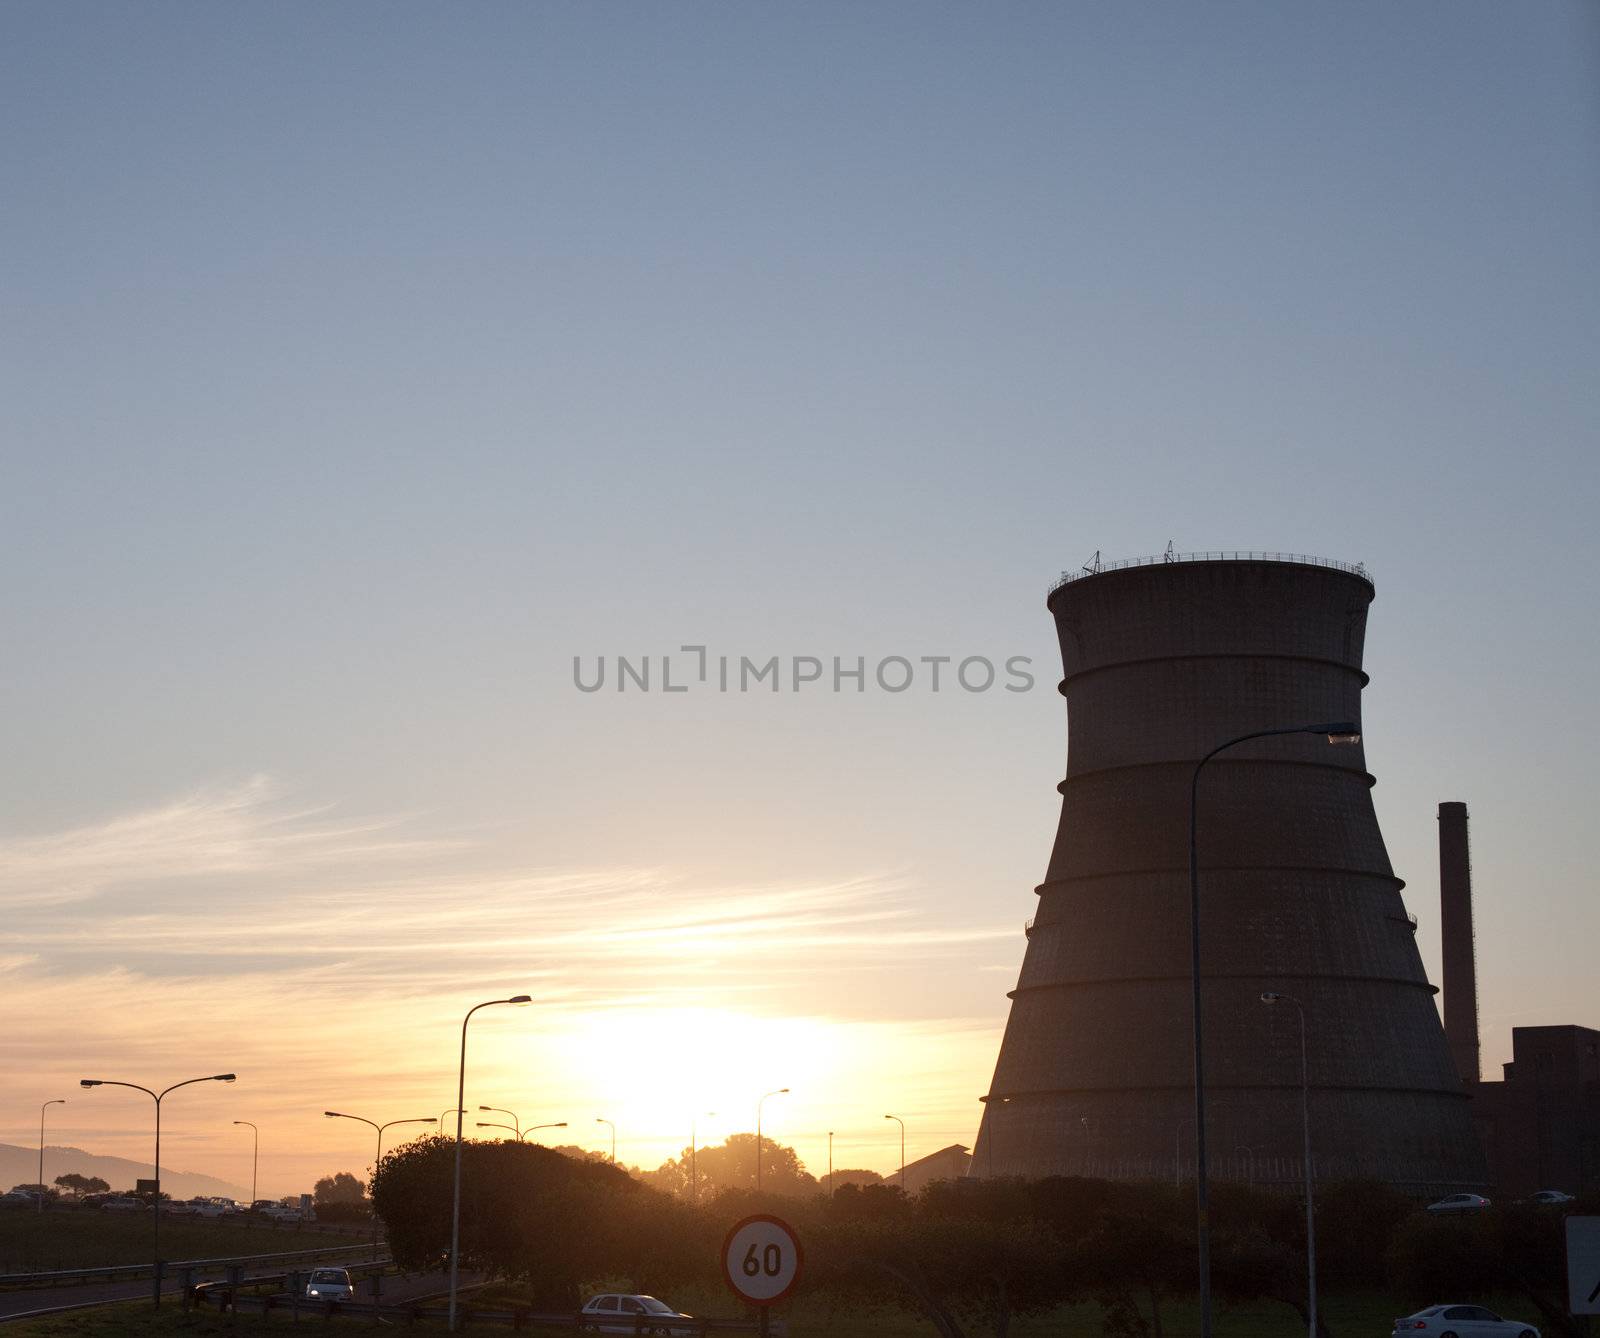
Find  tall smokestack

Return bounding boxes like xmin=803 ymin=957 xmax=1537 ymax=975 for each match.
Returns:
xmin=1438 ymin=801 xmax=1480 ymax=1085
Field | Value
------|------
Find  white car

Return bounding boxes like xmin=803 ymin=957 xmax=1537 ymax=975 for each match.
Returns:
xmin=1528 ymin=1189 xmax=1574 ymax=1206
xmin=1425 ymin=1193 xmax=1491 ymax=1213
xmin=1394 ymin=1305 xmax=1538 ymax=1338
xmin=304 ymin=1267 xmax=355 ymax=1302
xmin=579 ymin=1294 xmax=693 ymax=1334
xmin=190 ymin=1199 xmax=228 ymax=1219
xmin=263 ymin=1204 xmax=305 ymax=1223
xmin=101 ymin=1196 xmax=148 ymax=1212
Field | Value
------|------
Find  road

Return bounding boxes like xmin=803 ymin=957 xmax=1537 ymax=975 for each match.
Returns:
xmin=0 ymin=1244 xmax=389 ymax=1323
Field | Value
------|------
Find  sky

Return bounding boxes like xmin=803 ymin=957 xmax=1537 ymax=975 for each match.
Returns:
xmin=1 ymin=2 xmax=1596 ymax=1197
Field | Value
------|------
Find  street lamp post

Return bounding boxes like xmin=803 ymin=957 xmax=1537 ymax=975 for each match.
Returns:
xmin=441 ymin=1107 xmax=466 ymax=1135
xmin=690 ymin=1112 xmax=715 ymax=1204
xmin=449 ymin=995 xmax=531 ymax=1332
xmin=232 ymin=1121 xmax=258 ymax=1209
xmin=1263 ymin=990 xmax=1318 ymax=1338
xmin=324 ymin=1111 xmax=436 ymax=1259
xmin=595 ymin=1117 xmax=615 ymax=1164
xmin=80 ymin=1072 xmax=236 ymax=1304
xmin=1188 ymin=722 xmax=1357 ymax=1338
xmin=479 ymin=1106 xmax=521 ymax=1139
xmin=38 ymin=1099 xmax=65 ymax=1214
xmin=884 ymin=1115 xmax=905 ymax=1191
xmin=755 ymin=1088 xmax=788 ymax=1192
xmin=522 ymin=1121 xmax=567 ymax=1143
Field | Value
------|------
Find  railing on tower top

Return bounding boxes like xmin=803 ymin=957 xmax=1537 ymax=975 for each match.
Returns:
xmin=1049 ymin=550 xmax=1371 ymax=597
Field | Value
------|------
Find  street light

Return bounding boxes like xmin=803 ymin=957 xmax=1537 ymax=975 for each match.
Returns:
xmin=1188 ymin=722 xmax=1357 ymax=1338
xmin=80 ymin=1072 xmax=236 ymax=1304
xmin=522 ymin=1121 xmax=567 ymax=1143
xmin=755 ymin=1088 xmax=788 ymax=1192
xmin=324 ymin=1111 xmax=436 ymax=1258
xmin=232 ymin=1121 xmax=258 ymax=1209
xmin=596 ymin=1117 xmax=616 ymax=1164
xmin=691 ymin=1112 xmax=715 ymax=1204
xmin=441 ymin=1107 xmax=466 ymax=1133
xmin=449 ymin=995 xmax=530 ymax=1332
xmin=38 ymin=1099 xmax=65 ymax=1214
xmin=479 ymin=1106 xmax=521 ymax=1139
xmin=884 ymin=1115 xmax=905 ymax=1191
xmin=1262 ymin=990 xmax=1318 ymax=1338
xmin=476 ymin=1121 xmax=518 ymax=1138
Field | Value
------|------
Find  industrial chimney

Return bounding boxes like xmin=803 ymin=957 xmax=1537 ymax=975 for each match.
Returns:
xmin=1438 ymin=802 xmax=1480 ymax=1085
xmin=974 ymin=554 xmax=1485 ymax=1193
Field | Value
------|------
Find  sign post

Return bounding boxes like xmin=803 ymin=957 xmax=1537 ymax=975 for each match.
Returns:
xmin=1568 ymin=1217 xmax=1600 ymax=1317
xmin=722 ymin=1214 xmax=802 ymax=1338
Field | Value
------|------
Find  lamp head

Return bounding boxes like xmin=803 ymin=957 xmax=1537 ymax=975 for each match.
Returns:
xmin=324 ymin=1111 xmax=343 ymax=1118
xmin=80 ymin=1080 xmax=101 ymax=1088
xmin=214 ymin=1074 xmax=237 ymax=1083
xmin=478 ymin=1105 xmax=492 ymax=1111
xmin=508 ymin=995 xmax=532 ymax=1005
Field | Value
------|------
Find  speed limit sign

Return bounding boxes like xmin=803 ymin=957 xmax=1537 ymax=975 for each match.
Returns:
xmin=721 ymin=1214 xmax=803 ymax=1305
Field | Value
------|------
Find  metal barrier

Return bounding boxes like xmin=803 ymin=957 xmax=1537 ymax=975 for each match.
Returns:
xmin=0 ymin=1241 xmax=379 ymax=1290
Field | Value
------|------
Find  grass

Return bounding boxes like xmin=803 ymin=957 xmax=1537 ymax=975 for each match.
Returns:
xmin=0 ymin=1289 xmax=1554 ymax=1338
xmin=0 ymin=1211 xmax=358 ymax=1273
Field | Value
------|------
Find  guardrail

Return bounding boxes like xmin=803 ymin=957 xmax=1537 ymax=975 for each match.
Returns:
xmin=1049 ymin=550 xmax=1371 ymax=596
xmin=207 ymin=1288 xmax=780 ymax=1335
xmin=0 ymin=1242 xmax=377 ymax=1290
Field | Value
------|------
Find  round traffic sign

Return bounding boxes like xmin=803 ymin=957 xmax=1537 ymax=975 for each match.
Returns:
xmin=720 ymin=1214 xmax=803 ymax=1305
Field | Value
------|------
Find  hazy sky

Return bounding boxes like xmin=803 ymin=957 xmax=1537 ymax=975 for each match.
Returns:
xmin=3 ymin=2 xmax=1596 ymax=1196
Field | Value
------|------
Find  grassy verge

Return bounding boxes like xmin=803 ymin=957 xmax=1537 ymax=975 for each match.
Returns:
xmin=0 ymin=1213 xmax=357 ymax=1273
xmin=0 ymin=1289 xmax=1551 ymax=1338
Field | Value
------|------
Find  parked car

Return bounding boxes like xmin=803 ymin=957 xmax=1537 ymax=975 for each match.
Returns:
xmin=580 ymin=1294 xmax=693 ymax=1335
xmin=100 ymin=1196 xmax=148 ymax=1213
xmin=304 ymin=1267 xmax=355 ymax=1302
xmin=1527 ymin=1189 xmax=1574 ymax=1206
xmin=1393 ymin=1305 xmax=1538 ymax=1338
xmin=0 ymin=1191 xmax=36 ymax=1208
xmin=189 ymin=1199 xmax=228 ymax=1219
xmin=262 ymin=1204 xmax=304 ymax=1223
xmin=164 ymin=1199 xmax=201 ymax=1217
xmin=1426 ymin=1193 xmax=1491 ymax=1214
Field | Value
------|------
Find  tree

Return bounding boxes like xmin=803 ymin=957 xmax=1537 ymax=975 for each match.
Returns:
xmin=54 ymin=1173 xmax=109 ymax=1198
xmin=651 ymin=1134 xmax=817 ymax=1199
xmin=371 ymin=1134 xmax=713 ymax=1309
xmin=314 ymin=1171 xmax=367 ymax=1205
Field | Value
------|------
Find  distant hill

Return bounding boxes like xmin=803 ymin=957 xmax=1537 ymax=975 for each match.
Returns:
xmin=1 ymin=1143 xmax=249 ymax=1202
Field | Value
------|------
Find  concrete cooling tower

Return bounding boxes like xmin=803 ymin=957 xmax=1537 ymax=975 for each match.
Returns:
xmin=973 ymin=553 xmax=1485 ymax=1192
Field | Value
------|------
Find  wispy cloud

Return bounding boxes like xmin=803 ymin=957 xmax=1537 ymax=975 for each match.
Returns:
xmin=0 ymin=776 xmax=458 ymax=908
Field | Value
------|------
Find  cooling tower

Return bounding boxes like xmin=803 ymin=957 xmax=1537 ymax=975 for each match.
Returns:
xmin=974 ymin=554 xmax=1485 ymax=1192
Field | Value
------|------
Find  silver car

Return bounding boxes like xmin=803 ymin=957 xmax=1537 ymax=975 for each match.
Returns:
xmin=305 ymin=1268 xmax=355 ymax=1302
xmin=1425 ymin=1193 xmax=1491 ymax=1214
xmin=1394 ymin=1305 xmax=1538 ymax=1338
xmin=579 ymin=1294 xmax=692 ymax=1335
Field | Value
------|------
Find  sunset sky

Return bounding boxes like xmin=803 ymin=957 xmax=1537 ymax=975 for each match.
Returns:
xmin=3 ymin=3 xmax=1596 ymax=1197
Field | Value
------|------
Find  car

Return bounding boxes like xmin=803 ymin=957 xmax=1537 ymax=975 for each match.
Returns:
xmin=0 ymin=1191 xmax=36 ymax=1209
xmin=579 ymin=1294 xmax=694 ymax=1335
xmin=1425 ymin=1193 xmax=1491 ymax=1214
xmin=189 ymin=1199 xmax=228 ymax=1219
xmin=262 ymin=1204 xmax=305 ymax=1223
xmin=1528 ymin=1189 xmax=1574 ymax=1206
xmin=101 ymin=1196 xmax=149 ymax=1212
xmin=304 ymin=1267 xmax=355 ymax=1303
xmin=1393 ymin=1304 xmax=1538 ymax=1338
xmin=164 ymin=1199 xmax=201 ymax=1216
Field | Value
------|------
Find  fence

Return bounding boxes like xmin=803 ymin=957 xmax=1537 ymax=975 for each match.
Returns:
xmin=1048 ymin=550 xmax=1371 ymax=596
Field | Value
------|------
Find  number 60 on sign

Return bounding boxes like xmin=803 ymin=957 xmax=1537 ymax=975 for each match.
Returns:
xmin=721 ymin=1215 xmax=803 ymax=1305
